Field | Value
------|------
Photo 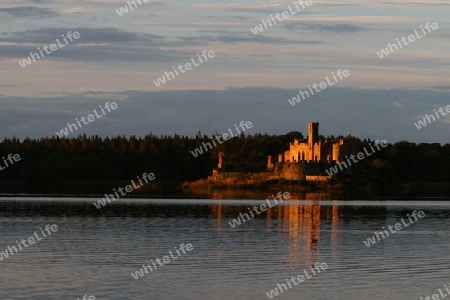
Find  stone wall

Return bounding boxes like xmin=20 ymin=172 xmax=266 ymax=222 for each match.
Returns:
xmin=274 ymin=161 xmax=347 ymax=180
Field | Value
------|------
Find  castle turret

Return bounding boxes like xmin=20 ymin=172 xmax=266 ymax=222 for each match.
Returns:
xmin=332 ymin=144 xmax=340 ymax=162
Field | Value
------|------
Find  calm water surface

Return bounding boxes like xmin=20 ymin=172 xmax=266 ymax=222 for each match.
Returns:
xmin=0 ymin=196 xmax=449 ymax=300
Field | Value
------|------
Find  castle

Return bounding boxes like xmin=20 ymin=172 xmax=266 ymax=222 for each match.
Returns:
xmin=215 ymin=122 xmax=352 ymax=181
xmin=268 ymin=122 xmax=352 ymax=180
xmin=280 ymin=122 xmax=350 ymax=164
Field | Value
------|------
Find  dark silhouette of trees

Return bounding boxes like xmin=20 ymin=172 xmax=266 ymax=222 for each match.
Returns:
xmin=0 ymin=133 xmax=448 ymax=187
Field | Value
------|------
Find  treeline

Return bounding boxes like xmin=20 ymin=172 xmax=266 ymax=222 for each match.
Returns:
xmin=0 ymin=133 xmax=449 ymax=186
xmin=336 ymin=138 xmax=450 ymax=186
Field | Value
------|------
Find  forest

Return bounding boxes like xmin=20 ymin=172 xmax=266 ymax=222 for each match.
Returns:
xmin=0 ymin=132 xmax=449 ymax=191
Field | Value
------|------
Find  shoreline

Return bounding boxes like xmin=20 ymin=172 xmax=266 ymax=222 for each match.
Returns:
xmin=0 ymin=178 xmax=449 ymax=199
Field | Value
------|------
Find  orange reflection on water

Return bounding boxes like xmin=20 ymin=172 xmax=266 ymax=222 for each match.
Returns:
xmin=263 ymin=194 xmax=342 ymax=268
xmin=208 ymin=191 xmax=343 ymax=268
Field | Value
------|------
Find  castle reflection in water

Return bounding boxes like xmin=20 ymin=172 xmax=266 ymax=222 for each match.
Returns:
xmin=210 ymin=192 xmax=344 ymax=269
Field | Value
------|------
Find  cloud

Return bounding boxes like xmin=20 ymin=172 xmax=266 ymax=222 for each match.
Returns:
xmin=19 ymin=0 xmax=53 ymax=3
xmin=198 ymin=3 xmax=318 ymax=14
xmin=316 ymin=0 xmax=450 ymax=5
xmin=62 ymin=7 xmax=96 ymax=14
xmin=0 ymin=27 xmax=163 ymax=45
xmin=0 ymin=26 xmax=323 ymax=63
xmin=1 ymin=44 xmax=185 ymax=63
xmin=286 ymin=23 xmax=366 ymax=33
xmin=177 ymin=34 xmax=323 ymax=45
xmin=0 ymin=6 xmax=56 ymax=17
xmin=0 ymin=27 xmax=181 ymax=62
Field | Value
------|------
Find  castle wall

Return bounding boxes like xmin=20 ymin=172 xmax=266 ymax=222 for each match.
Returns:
xmin=275 ymin=162 xmax=304 ymax=180
xmin=313 ymin=143 xmax=322 ymax=161
xmin=332 ymin=144 xmax=340 ymax=162
xmin=287 ymin=142 xmax=310 ymax=162
xmin=275 ymin=161 xmax=343 ymax=180
xmin=321 ymin=143 xmax=333 ymax=161
xmin=306 ymin=175 xmax=331 ymax=181
xmin=287 ymin=141 xmax=339 ymax=163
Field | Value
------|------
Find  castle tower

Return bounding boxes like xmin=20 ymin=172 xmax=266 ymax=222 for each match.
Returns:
xmin=308 ymin=122 xmax=319 ymax=161
xmin=308 ymin=122 xmax=319 ymax=145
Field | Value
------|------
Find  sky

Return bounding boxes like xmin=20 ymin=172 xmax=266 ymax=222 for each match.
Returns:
xmin=0 ymin=0 xmax=449 ymax=143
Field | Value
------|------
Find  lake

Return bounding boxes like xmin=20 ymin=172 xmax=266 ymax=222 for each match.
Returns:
xmin=0 ymin=195 xmax=449 ymax=300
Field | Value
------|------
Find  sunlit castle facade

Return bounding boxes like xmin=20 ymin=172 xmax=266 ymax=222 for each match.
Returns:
xmin=282 ymin=122 xmax=350 ymax=163
xmin=213 ymin=122 xmax=352 ymax=181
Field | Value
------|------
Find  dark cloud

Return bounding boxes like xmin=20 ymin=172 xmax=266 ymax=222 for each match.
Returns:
xmin=0 ymin=6 xmax=56 ymax=17
xmin=0 ymin=27 xmax=321 ymax=62
xmin=24 ymin=0 xmax=53 ymax=3
xmin=2 ymin=44 xmax=184 ymax=63
xmin=0 ymin=27 xmax=163 ymax=45
xmin=206 ymin=15 xmax=247 ymax=20
xmin=0 ymin=87 xmax=449 ymax=143
xmin=216 ymin=6 xmax=317 ymax=14
xmin=286 ymin=23 xmax=365 ymax=33
xmin=0 ymin=27 xmax=182 ymax=62
xmin=178 ymin=34 xmax=323 ymax=45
